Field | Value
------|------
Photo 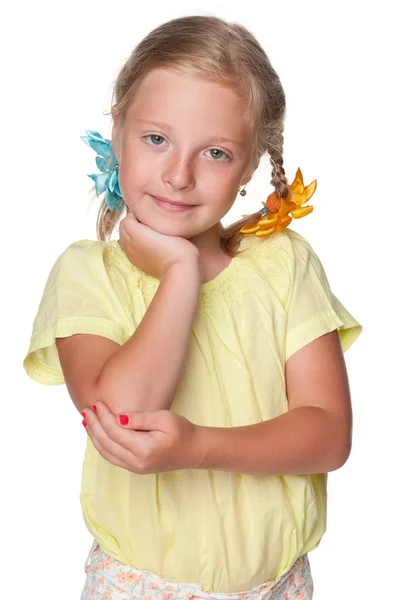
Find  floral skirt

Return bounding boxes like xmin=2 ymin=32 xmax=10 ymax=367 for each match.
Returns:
xmin=80 ymin=539 xmax=313 ymax=600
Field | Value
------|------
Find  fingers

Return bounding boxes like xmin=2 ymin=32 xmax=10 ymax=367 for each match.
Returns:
xmin=119 ymin=217 xmax=133 ymax=240
xmin=88 ymin=433 xmax=131 ymax=471
xmin=120 ymin=212 xmax=142 ymax=241
xmin=117 ymin=409 xmax=171 ymax=432
xmin=124 ymin=211 xmax=140 ymax=226
xmin=84 ymin=403 xmax=138 ymax=456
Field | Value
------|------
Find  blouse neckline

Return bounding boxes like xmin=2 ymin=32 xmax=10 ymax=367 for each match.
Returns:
xmin=107 ymin=236 xmax=254 ymax=300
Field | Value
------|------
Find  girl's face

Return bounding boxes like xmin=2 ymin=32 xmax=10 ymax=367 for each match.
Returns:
xmin=112 ymin=67 xmax=255 ymax=250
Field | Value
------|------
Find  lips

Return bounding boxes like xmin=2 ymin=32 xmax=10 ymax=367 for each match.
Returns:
xmin=151 ymin=195 xmax=197 ymax=212
xmin=152 ymin=195 xmax=194 ymax=207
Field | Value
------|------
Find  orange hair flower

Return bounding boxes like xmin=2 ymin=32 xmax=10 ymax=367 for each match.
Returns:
xmin=240 ymin=168 xmax=317 ymax=238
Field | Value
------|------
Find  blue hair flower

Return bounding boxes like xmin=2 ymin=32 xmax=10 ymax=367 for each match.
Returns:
xmin=81 ymin=130 xmax=123 ymax=212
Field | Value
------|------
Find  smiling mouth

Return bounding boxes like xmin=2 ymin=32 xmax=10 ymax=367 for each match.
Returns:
xmin=151 ymin=195 xmax=197 ymax=212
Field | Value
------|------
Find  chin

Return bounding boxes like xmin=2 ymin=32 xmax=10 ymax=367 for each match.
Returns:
xmin=138 ymin=216 xmax=190 ymax=237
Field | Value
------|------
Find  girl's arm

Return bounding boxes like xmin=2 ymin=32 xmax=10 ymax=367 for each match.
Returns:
xmin=83 ymin=328 xmax=353 ymax=476
xmin=198 ymin=330 xmax=352 ymax=475
xmin=57 ymin=212 xmax=203 ymax=417
xmin=58 ymin=255 xmax=202 ymax=415
xmin=94 ymin=256 xmax=202 ymax=415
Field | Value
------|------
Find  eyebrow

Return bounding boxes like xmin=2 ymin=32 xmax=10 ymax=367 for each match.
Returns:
xmin=135 ymin=118 xmax=243 ymax=146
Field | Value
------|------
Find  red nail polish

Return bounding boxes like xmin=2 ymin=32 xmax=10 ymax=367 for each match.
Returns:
xmin=82 ymin=420 xmax=87 ymax=427
xmin=119 ymin=415 xmax=129 ymax=425
xmin=93 ymin=405 xmax=98 ymax=412
xmin=81 ymin=411 xmax=86 ymax=418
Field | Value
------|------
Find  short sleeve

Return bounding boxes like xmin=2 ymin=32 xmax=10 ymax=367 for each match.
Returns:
xmin=23 ymin=240 xmax=131 ymax=386
xmin=284 ymin=230 xmax=362 ymax=362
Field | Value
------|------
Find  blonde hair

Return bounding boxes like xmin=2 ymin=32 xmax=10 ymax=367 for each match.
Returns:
xmin=95 ymin=15 xmax=290 ymax=257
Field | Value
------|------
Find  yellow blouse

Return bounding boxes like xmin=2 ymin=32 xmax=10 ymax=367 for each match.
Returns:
xmin=23 ymin=228 xmax=362 ymax=593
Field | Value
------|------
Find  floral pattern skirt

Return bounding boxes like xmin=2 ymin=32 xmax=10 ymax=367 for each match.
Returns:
xmin=80 ymin=539 xmax=313 ymax=600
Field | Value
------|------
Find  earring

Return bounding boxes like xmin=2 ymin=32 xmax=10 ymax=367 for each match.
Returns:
xmin=239 ymin=185 xmax=247 ymax=196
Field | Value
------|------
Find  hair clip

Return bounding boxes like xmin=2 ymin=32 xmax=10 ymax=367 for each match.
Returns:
xmin=240 ymin=168 xmax=317 ymax=238
xmin=81 ymin=130 xmax=123 ymax=212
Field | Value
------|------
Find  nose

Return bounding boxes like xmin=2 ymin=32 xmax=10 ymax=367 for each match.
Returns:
xmin=162 ymin=152 xmax=195 ymax=191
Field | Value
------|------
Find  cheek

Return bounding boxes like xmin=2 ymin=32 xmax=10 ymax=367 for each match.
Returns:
xmin=212 ymin=173 xmax=241 ymax=204
xmin=212 ymin=167 xmax=242 ymax=190
xmin=119 ymin=152 xmax=148 ymax=194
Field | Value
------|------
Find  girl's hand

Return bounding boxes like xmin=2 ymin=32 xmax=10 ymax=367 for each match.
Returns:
xmin=118 ymin=210 xmax=201 ymax=280
xmin=82 ymin=402 xmax=207 ymax=474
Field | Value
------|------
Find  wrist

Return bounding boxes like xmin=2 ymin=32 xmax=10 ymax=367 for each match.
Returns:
xmin=163 ymin=254 xmax=201 ymax=277
xmin=193 ymin=425 xmax=215 ymax=470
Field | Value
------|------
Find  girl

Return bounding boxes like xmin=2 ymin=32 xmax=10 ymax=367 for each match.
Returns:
xmin=23 ymin=14 xmax=362 ymax=600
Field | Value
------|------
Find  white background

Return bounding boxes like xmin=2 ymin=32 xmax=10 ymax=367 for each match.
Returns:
xmin=3 ymin=1 xmax=398 ymax=598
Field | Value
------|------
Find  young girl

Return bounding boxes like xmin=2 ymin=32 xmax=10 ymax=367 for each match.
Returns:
xmin=23 ymin=14 xmax=362 ymax=600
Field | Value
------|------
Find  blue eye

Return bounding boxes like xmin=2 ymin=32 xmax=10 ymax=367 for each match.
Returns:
xmin=144 ymin=135 xmax=229 ymax=161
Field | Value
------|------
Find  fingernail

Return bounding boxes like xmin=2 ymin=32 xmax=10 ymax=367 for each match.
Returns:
xmin=82 ymin=420 xmax=87 ymax=428
xmin=93 ymin=405 xmax=98 ymax=412
xmin=119 ymin=415 xmax=129 ymax=425
xmin=81 ymin=411 xmax=87 ymax=418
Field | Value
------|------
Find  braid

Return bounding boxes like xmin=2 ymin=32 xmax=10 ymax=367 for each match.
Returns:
xmin=267 ymin=132 xmax=290 ymax=200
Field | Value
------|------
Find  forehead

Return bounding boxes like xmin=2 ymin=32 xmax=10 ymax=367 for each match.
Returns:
xmin=126 ymin=68 xmax=250 ymax=139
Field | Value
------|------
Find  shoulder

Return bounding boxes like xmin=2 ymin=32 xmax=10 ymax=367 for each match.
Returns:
xmin=237 ymin=228 xmax=323 ymax=307
xmin=44 ymin=239 xmax=103 ymax=282
xmin=35 ymin=238 xmax=134 ymax=322
xmin=238 ymin=227 xmax=317 ymax=267
xmin=41 ymin=238 xmax=133 ymax=296
xmin=51 ymin=238 xmax=126 ymax=274
xmin=58 ymin=239 xmax=106 ymax=262
xmin=48 ymin=239 xmax=102 ymax=268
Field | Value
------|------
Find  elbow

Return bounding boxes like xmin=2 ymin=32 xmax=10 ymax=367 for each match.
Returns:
xmin=323 ymin=408 xmax=352 ymax=472
xmin=93 ymin=379 xmax=138 ymax=416
xmin=93 ymin=378 xmax=174 ymax=415
xmin=330 ymin=434 xmax=352 ymax=471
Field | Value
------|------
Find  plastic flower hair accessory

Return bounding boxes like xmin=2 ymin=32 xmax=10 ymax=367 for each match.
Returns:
xmin=81 ymin=130 xmax=123 ymax=212
xmin=240 ymin=168 xmax=317 ymax=238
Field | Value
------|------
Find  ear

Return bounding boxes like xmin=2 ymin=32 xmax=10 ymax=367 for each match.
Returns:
xmin=241 ymin=157 xmax=260 ymax=186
